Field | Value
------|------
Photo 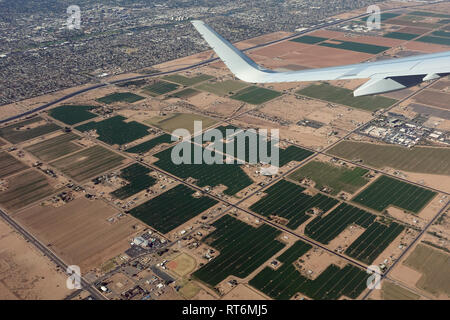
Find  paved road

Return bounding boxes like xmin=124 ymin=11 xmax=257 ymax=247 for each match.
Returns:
xmin=0 ymin=208 xmax=106 ymax=300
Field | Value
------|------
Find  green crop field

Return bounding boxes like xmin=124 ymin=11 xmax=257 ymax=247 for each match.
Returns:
xmin=48 ymin=105 xmax=99 ymax=125
xmin=417 ymin=35 xmax=450 ymax=46
xmin=0 ymin=117 xmax=60 ymax=144
xmin=328 ymin=141 xmax=450 ymax=175
xmin=297 ymin=83 xmax=397 ymax=111
xmin=409 ymin=11 xmax=450 ymax=18
xmin=288 ymin=161 xmax=369 ymax=195
xmin=153 ymin=142 xmax=253 ymax=196
xmin=125 ymin=134 xmax=174 ymax=154
xmin=249 ymin=240 xmax=368 ymax=300
xmin=0 ymin=151 xmax=28 ymax=178
xmin=305 ymin=203 xmax=376 ymax=244
xmin=170 ymin=88 xmax=200 ymax=98
xmin=195 ymin=80 xmax=249 ymax=96
xmin=345 ymin=221 xmax=404 ymax=264
xmin=291 ymin=35 xmax=328 ymax=44
xmin=24 ymin=133 xmax=82 ymax=161
xmin=319 ymin=40 xmax=390 ymax=54
xmin=250 ymin=179 xmax=339 ymax=229
xmin=432 ymin=30 xmax=450 ymax=38
xmin=231 ymin=86 xmax=282 ymax=105
xmin=96 ymin=92 xmax=145 ymax=104
xmin=352 ymin=175 xmax=436 ymax=213
xmin=142 ymin=80 xmax=179 ymax=96
xmin=163 ymin=74 xmax=214 ymax=86
xmin=76 ymin=115 xmax=150 ymax=145
xmin=129 ymin=184 xmax=218 ymax=234
xmin=0 ymin=169 xmax=57 ymax=211
xmin=193 ymin=215 xmax=285 ymax=287
xmin=50 ymin=145 xmax=125 ymax=182
xmin=110 ymin=163 xmax=157 ymax=200
xmin=145 ymin=113 xmax=218 ymax=135
xmin=383 ymin=32 xmax=418 ymax=40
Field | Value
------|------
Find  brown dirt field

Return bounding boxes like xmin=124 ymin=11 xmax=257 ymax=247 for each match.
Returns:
xmin=332 ymin=34 xmax=405 ymax=47
xmin=398 ymin=26 xmax=431 ymax=35
xmin=413 ymin=90 xmax=450 ymax=110
xmin=431 ymin=80 xmax=450 ymax=91
xmin=251 ymin=41 xmax=312 ymax=59
xmin=419 ymin=2 xmax=450 ymax=14
xmin=308 ymin=30 xmax=347 ymax=39
xmin=381 ymin=88 xmax=415 ymax=100
xmin=13 ymin=198 xmax=140 ymax=272
xmin=221 ymin=284 xmax=268 ymax=300
xmin=0 ymin=218 xmax=72 ymax=299
xmin=240 ymin=31 xmax=293 ymax=46
xmin=403 ymin=41 xmax=449 ymax=53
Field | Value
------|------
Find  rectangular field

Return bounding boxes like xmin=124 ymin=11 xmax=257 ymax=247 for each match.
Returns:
xmin=142 ymin=81 xmax=179 ymax=96
xmin=327 ymin=141 xmax=450 ymax=175
xmin=110 ymin=163 xmax=157 ymax=200
xmin=319 ymin=40 xmax=389 ymax=54
xmin=352 ymin=175 xmax=437 ymax=213
xmin=145 ymin=113 xmax=218 ymax=135
xmin=249 ymin=179 xmax=339 ymax=230
xmin=153 ymin=142 xmax=253 ymax=196
xmin=0 ymin=117 xmax=60 ymax=144
xmin=128 ymin=184 xmax=218 ymax=234
xmin=249 ymin=240 xmax=368 ymax=300
xmin=24 ymin=133 xmax=82 ymax=161
xmin=288 ymin=160 xmax=370 ymax=195
xmin=162 ymin=74 xmax=214 ymax=86
xmin=413 ymin=90 xmax=450 ymax=110
xmin=381 ymin=281 xmax=420 ymax=300
xmin=193 ymin=215 xmax=285 ymax=287
xmin=291 ymin=35 xmax=328 ymax=44
xmin=195 ymin=80 xmax=249 ymax=96
xmin=76 ymin=115 xmax=150 ymax=145
xmin=49 ymin=145 xmax=125 ymax=182
xmin=404 ymin=244 xmax=450 ymax=297
xmin=170 ymin=88 xmax=201 ymax=98
xmin=417 ymin=35 xmax=450 ymax=46
xmin=383 ymin=32 xmax=418 ymax=40
xmin=0 ymin=169 xmax=57 ymax=211
xmin=96 ymin=92 xmax=145 ymax=104
xmin=231 ymin=86 xmax=282 ymax=105
xmin=297 ymin=83 xmax=397 ymax=112
xmin=48 ymin=105 xmax=98 ymax=125
xmin=0 ymin=151 xmax=28 ymax=178
xmin=125 ymin=134 xmax=174 ymax=154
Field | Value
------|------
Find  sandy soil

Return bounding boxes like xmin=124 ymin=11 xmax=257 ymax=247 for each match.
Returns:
xmin=0 ymin=218 xmax=72 ymax=299
xmin=221 ymin=283 xmax=268 ymax=300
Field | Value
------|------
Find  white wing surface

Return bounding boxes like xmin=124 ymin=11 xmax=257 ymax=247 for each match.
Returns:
xmin=191 ymin=20 xmax=450 ymax=96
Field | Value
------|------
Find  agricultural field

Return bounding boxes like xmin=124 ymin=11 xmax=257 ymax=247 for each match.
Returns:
xmin=50 ymin=145 xmax=125 ymax=182
xmin=305 ymin=203 xmax=376 ymax=244
xmin=0 ymin=117 xmax=60 ymax=144
xmin=96 ymin=92 xmax=145 ymax=104
xmin=408 ymin=11 xmax=450 ymax=18
xmin=24 ymin=133 xmax=82 ymax=161
xmin=145 ymin=113 xmax=218 ymax=136
xmin=404 ymin=244 xmax=450 ymax=297
xmin=230 ymin=86 xmax=282 ymax=105
xmin=328 ymin=141 xmax=450 ymax=175
xmin=193 ymin=215 xmax=285 ymax=287
xmin=288 ymin=161 xmax=370 ymax=195
xmin=319 ymin=40 xmax=390 ymax=54
xmin=0 ymin=169 xmax=57 ymax=211
xmin=291 ymin=35 xmax=327 ymax=44
xmin=196 ymin=80 xmax=249 ymax=96
xmin=417 ymin=35 xmax=450 ymax=46
xmin=381 ymin=281 xmax=420 ymax=300
xmin=153 ymin=142 xmax=253 ymax=196
xmin=142 ymin=80 xmax=179 ymax=96
xmin=249 ymin=240 xmax=368 ymax=300
xmin=162 ymin=74 xmax=214 ymax=86
xmin=297 ymin=83 xmax=397 ymax=112
xmin=352 ymin=175 xmax=436 ymax=213
xmin=383 ymin=32 xmax=418 ymax=40
xmin=128 ymin=184 xmax=218 ymax=234
xmin=249 ymin=179 xmax=339 ymax=229
xmin=0 ymin=151 xmax=28 ymax=178
xmin=76 ymin=115 xmax=150 ymax=145
xmin=48 ymin=105 xmax=98 ymax=125
xmin=116 ymin=79 xmax=147 ymax=88
xmin=125 ymin=134 xmax=174 ymax=154
xmin=110 ymin=163 xmax=157 ymax=200
xmin=170 ymin=88 xmax=200 ymax=98
xmin=361 ymin=12 xmax=401 ymax=22
xmin=344 ymin=221 xmax=404 ymax=264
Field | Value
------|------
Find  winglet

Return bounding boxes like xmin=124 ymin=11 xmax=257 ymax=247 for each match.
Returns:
xmin=191 ymin=20 xmax=272 ymax=82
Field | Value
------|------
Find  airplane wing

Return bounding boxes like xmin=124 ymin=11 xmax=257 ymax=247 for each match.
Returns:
xmin=191 ymin=20 xmax=450 ymax=96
